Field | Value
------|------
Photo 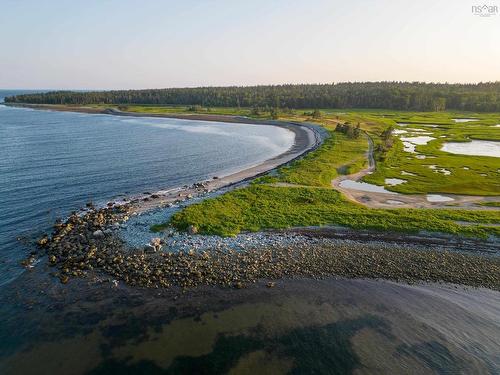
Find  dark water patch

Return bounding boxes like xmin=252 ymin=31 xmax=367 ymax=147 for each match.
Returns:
xmin=1 ymin=272 xmax=497 ymax=374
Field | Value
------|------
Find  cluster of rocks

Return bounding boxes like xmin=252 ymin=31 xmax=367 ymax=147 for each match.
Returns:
xmin=122 ymin=180 xmax=214 ymax=208
xmin=27 ymin=203 xmax=500 ymax=290
xmin=30 ymin=205 xmax=130 ymax=284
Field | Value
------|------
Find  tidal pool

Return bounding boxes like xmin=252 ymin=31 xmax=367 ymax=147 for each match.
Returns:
xmin=385 ymin=178 xmax=406 ymax=186
xmin=385 ymin=199 xmax=405 ymax=205
xmin=400 ymin=136 xmax=436 ymax=153
xmin=453 ymin=118 xmax=478 ymax=123
xmin=441 ymin=140 xmax=500 ymax=158
xmin=402 ymin=141 xmax=417 ymax=153
xmin=426 ymin=194 xmax=454 ymax=203
xmin=401 ymin=136 xmax=436 ymax=145
xmin=339 ymin=180 xmax=396 ymax=194
xmin=401 ymin=171 xmax=416 ymax=176
xmin=428 ymin=165 xmax=452 ymax=175
xmin=393 ymin=129 xmax=407 ymax=135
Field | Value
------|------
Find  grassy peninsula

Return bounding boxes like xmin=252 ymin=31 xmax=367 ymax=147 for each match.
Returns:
xmin=12 ymin=100 xmax=499 ymax=290
xmin=157 ymin=107 xmax=499 ymax=238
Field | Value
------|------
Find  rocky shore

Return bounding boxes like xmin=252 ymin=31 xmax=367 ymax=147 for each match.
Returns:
xmin=25 ymin=203 xmax=500 ymax=290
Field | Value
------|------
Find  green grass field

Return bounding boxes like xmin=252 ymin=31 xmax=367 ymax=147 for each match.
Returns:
xmin=258 ymin=131 xmax=368 ymax=187
xmin=95 ymin=105 xmax=499 ymax=238
xmin=170 ymin=185 xmax=499 ymax=237
xmin=151 ymin=108 xmax=499 ymax=238
xmin=127 ymin=106 xmax=500 ymax=237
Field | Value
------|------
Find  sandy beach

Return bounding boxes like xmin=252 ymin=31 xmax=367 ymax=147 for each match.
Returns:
xmin=5 ymin=103 xmax=324 ymax=215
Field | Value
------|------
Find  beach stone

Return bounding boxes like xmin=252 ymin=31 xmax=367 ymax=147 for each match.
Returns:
xmin=150 ymin=237 xmax=163 ymax=251
xmin=93 ymin=230 xmax=104 ymax=238
xmin=37 ymin=236 xmax=49 ymax=247
xmin=144 ymin=244 xmax=156 ymax=253
xmin=187 ymin=225 xmax=198 ymax=235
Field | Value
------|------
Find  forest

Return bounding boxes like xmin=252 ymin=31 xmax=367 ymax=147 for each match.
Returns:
xmin=5 ymin=81 xmax=500 ymax=112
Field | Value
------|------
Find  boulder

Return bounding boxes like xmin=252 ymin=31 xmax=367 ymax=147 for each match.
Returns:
xmin=93 ymin=230 xmax=104 ymax=238
xmin=144 ymin=244 xmax=156 ymax=253
xmin=187 ymin=225 xmax=198 ymax=235
xmin=150 ymin=237 xmax=162 ymax=251
xmin=37 ymin=235 xmax=49 ymax=247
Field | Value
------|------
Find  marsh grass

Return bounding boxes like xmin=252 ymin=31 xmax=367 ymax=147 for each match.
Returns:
xmin=122 ymin=106 xmax=499 ymax=238
xmin=171 ymin=185 xmax=500 ymax=237
xmin=363 ymin=113 xmax=500 ymax=195
xmin=272 ymin=132 xmax=368 ymax=187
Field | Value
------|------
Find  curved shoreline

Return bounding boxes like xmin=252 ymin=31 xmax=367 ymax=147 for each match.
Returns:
xmin=4 ymin=103 xmax=323 ymax=213
xmin=10 ymin=103 xmax=499 ymax=291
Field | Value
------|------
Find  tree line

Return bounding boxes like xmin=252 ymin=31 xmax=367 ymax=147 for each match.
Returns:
xmin=5 ymin=82 xmax=500 ymax=112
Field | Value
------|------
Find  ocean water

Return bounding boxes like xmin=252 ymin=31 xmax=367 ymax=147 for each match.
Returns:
xmin=0 ymin=92 xmax=294 ymax=286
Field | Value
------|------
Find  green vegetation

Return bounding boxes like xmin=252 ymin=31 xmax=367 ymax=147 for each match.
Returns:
xmin=171 ymin=185 xmax=499 ymax=237
xmin=270 ymin=131 xmax=368 ymax=187
xmin=362 ymin=112 xmax=500 ymax=195
xmin=158 ymin=108 xmax=499 ymax=238
xmin=6 ymin=81 xmax=500 ymax=112
xmin=14 ymin=98 xmax=497 ymax=238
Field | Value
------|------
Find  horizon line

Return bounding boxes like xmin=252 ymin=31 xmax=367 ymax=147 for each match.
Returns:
xmin=3 ymin=80 xmax=500 ymax=92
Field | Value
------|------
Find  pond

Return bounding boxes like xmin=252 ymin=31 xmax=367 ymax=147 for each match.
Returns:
xmin=426 ymin=194 xmax=454 ymax=203
xmin=339 ymin=180 xmax=397 ymax=194
xmin=452 ymin=118 xmax=478 ymax=123
xmin=385 ymin=178 xmax=406 ymax=186
xmin=400 ymin=136 xmax=436 ymax=153
xmin=441 ymin=140 xmax=500 ymax=158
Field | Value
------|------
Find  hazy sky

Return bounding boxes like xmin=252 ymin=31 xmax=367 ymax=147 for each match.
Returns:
xmin=1 ymin=0 xmax=499 ymax=89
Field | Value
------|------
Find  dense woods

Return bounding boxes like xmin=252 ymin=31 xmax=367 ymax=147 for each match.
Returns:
xmin=5 ymin=82 xmax=500 ymax=112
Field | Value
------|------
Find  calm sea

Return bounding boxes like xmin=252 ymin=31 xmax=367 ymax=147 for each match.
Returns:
xmin=0 ymin=90 xmax=294 ymax=286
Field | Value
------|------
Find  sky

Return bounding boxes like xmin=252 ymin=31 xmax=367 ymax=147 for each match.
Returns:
xmin=0 ymin=0 xmax=499 ymax=89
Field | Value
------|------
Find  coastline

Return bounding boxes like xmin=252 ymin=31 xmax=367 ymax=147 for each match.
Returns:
xmin=4 ymin=103 xmax=322 ymax=215
xmin=9 ymin=102 xmax=499 ymax=291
